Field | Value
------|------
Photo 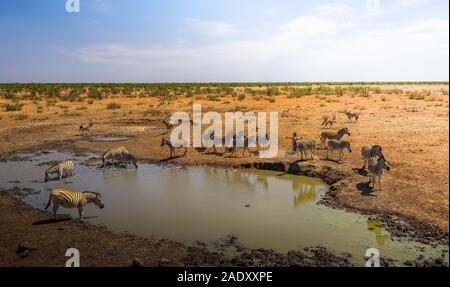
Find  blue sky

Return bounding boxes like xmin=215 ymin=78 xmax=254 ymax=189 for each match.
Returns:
xmin=0 ymin=0 xmax=448 ymax=82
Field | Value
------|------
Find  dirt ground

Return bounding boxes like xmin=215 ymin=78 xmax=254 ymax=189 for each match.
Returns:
xmin=0 ymin=83 xmax=448 ymax=266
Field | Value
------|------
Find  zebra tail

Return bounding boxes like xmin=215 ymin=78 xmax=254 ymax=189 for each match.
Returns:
xmin=45 ymin=193 xmax=53 ymax=210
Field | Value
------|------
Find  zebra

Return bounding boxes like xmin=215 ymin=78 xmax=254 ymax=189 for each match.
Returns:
xmin=79 ymin=120 xmax=93 ymax=133
xmin=45 ymin=189 xmax=104 ymax=221
xmin=326 ymin=139 xmax=352 ymax=161
xmin=161 ymin=137 xmax=188 ymax=158
xmin=321 ymin=114 xmax=336 ymax=128
xmin=320 ymin=127 xmax=351 ymax=148
xmin=119 ymin=150 xmax=138 ymax=168
xmin=162 ymin=119 xmax=173 ymax=131
xmin=291 ymin=132 xmax=299 ymax=152
xmin=257 ymin=133 xmax=270 ymax=153
xmin=102 ymin=146 xmax=127 ymax=166
xmin=45 ymin=160 xmax=74 ymax=182
xmin=368 ymin=155 xmax=390 ymax=191
xmin=344 ymin=111 xmax=359 ymax=122
xmin=295 ymin=139 xmax=316 ymax=160
xmin=361 ymin=145 xmax=384 ymax=170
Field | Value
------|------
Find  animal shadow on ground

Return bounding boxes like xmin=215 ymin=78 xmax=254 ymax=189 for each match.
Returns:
xmin=33 ymin=216 xmax=99 ymax=226
xmin=356 ymin=182 xmax=376 ymax=197
xmin=353 ymin=168 xmax=368 ymax=176
xmin=322 ymin=157 xmax=342 ymax=164
xmin=32 ymin=218 xmax=71 ymax=225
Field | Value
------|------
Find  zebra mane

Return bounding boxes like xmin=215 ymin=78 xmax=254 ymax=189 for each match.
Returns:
xmin=83 ymin=191 xmax=101 ymax=198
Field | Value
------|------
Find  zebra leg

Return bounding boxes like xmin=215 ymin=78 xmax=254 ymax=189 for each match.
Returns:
xmin=59 ymin=167 xmax=63 ymax=180
xmin=52 ymin=203 xmax=59 ymax=219
xmin=78 ymin=206 xmax=84 ymax=221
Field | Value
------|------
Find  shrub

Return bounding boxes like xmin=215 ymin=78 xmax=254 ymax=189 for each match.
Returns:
xmin=107 ymin=102 xmax=121 ymax=109
xmin=237 ymin=94 xmax=246 ymax=101
xmin=3 ymin=102 xmax=23 ymax=112
xmin=14 ymin=113 xmax=28 ymax=120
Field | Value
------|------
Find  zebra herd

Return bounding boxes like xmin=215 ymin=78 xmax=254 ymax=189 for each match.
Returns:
xmin=292 ymin=114 xmax=390 ymax=191
xmin=43 ymin=111 xmax=389 ymax=221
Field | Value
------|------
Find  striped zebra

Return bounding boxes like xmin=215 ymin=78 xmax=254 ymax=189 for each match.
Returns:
xmin=321 ymin=114 xmax=336 ymax=128
xmin=361 ymin=145 xmax=384 ymax=170
xmin=102 ymin=146 xmax=126 ymax=166
xmin=368 ymin=155 xmax=390 ymax=191
xmin=320 ymin=127 xmax=351 ymax=148
xmin=257 ymin=133 xmax=270 ymax=153
xmin=161 ymin=137 xmax=188 ymax=158
xmin=119 ymin=150 xmax=138 ymax=168
xmin=344 ymin=111 xmax=359 ymax=122
xmin=295 ymin=139 xmax=316 ymax=160
xmin=44 ymin=160 xmax=74 ymax=182
xmin=162 ymin=119 xmax=173 ymax=131
xmin=326 ymin=139 xmax=352 ymax=161
xmin=45 ymin=189 xmax=104 ymax=221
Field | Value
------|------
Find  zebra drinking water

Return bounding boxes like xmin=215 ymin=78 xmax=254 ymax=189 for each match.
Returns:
xmin=102 ymin=146 xmax=137 ymax=168
xmin=320 ymin=127 xmax=351 ymax=148
xmin=102 ymin=146 xmax=125 ymax=166
xmin=45 ymin=189 xmax=104 ymax=221
xmin=44 ymin=160 xmax=74 ymax=182
xmin=361 ymin=145 xmax=384 ymax=170
xmin=368 ymin=155 xmax=390 ymax=191
xmin=119 ymin=150 xmax=138 ymax=168
xmin=295 ymin=139 xmax=316 ymax=161
xmin=161 ymin=137 xmax=188 ymax=158
xmin=326 ymin=140 xmax=352 ymax=161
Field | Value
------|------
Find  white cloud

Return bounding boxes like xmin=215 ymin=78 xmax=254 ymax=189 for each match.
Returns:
xmin=394 ymin=0 xmax=431 ymax=7
xmin=61 ymin=3 xmax=448 ymax=82
xmin=184 ymin=18 xmax=236 ymax=36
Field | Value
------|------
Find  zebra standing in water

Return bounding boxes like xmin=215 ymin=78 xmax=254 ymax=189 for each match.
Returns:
xmin=45 ymin=160 xmax=74 ymax=182
xmin=45 ymin=189 xmax=104 ymax=221
xmin=368 ymin=155 xmax=390 ymax=191
xmin=320 ymin=127 xmax=351 ymax=148
xmin=361 ymin=145 xmax=384 ymax=170
xmin=102 ymin=146 xmax=126 ymax=166
xmin=119 ymin=150 xmax=138 ymax=168
xmin=326 ymin=140 xmax=352 ymax=161
xmin=295 ymin=139 xmax=316 ymax=161
xmin=161 ymin=137 xmax=188 ymax=158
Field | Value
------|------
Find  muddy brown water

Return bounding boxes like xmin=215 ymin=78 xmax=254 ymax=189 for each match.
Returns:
xmin=0 ymin=151 xmax=448 ymax=266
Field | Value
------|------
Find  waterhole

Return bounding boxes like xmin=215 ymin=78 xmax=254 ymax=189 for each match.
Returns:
xmin=0 ymin=151 xmax=447 ymax=266
xmin=90 ymin=135 xmax=130 ymax=142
